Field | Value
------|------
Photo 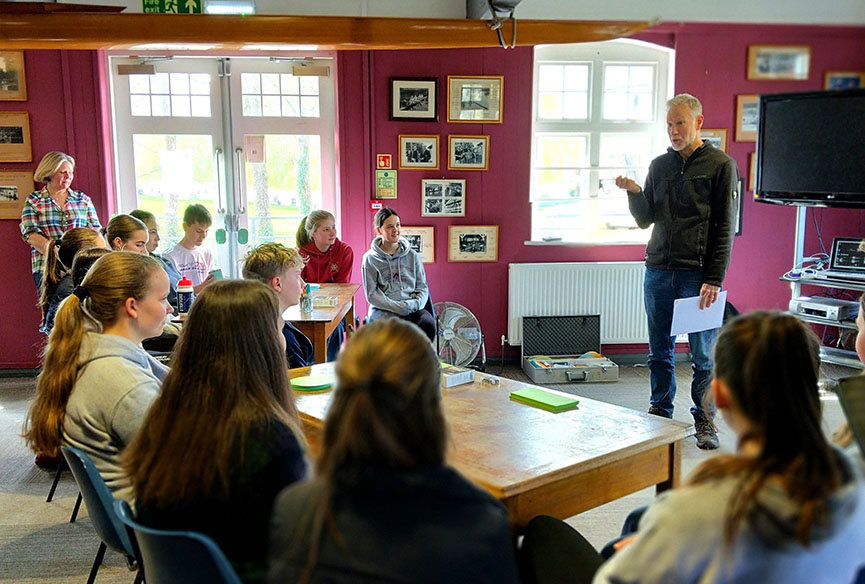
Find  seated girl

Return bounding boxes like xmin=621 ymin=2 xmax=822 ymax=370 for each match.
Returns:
xmin=124 ymin=279 xmax=308 ymax=584
xmin=268 ymin=318 xmax=520 ymax=584
xmin=595 ymin=311 xmax=865 ymax=583
xmin=296 ymin=210 xmax=354 ymax=361
xmin=361 ymin=207 xmax=435 ymax=342
xmin=102 ymin=214 xmax=149 ymax=253
xmin=130 ymin=209 xmax=181 ymax=311
xmin=23 ymin=252 xmax=171 ymax=500
xmin=38 ymin=227 xmax=107 ymax=335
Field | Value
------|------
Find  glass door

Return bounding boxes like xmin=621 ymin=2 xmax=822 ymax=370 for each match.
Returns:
xmin=110 ymin=55 xmax=336 ymax=276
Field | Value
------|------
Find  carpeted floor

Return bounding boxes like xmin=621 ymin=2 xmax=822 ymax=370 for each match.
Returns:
xmin=0 ymin=360 xmax=853 ymax=582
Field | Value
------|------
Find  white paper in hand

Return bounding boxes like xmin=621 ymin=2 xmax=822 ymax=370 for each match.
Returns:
xmin=670 ymin=291 xmax=727 ymax=336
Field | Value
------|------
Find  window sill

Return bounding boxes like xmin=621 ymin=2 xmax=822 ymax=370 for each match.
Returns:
xmin=524 ymin=240 xmax=646 ymax=247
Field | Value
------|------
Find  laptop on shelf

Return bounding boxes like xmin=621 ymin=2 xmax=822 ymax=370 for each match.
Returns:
xmin=812 ymin=237 xmax=865 ymax=282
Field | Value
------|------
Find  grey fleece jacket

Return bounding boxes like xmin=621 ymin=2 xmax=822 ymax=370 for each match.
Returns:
xmin=63 ymin=332 xmax=167 ymax=501
xmin=361 ymin=236 xmax=429 ymax=317
xmin=594 ymin=447 xmax=865 ymax=584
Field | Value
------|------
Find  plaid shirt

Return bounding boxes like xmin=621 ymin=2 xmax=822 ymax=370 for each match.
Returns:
xmin=20 ymin=188 xmax=102 ymax=275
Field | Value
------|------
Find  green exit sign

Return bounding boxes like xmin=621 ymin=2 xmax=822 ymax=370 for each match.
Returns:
xmin=143 ymin=0 xmax=203 ymax=13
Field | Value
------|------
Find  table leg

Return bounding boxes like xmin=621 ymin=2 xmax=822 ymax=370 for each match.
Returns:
xmin=312 ymin=323 xmax=327 ymax=364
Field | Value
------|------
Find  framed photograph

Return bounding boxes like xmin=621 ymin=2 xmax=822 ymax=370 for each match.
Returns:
xmin=0 ymin=51 xmax=27 ymax=101
xmin=735 ymin=95 xmax=759 ymax=143
xmin=421 ymin=179 xmax=465 ymax=217
xmin=747 ymin=45 xmax=810 ymax=81
xmin=400 ymin=226 xmax=435 ymax=263
xmin=824 ymin=71 xmax=865 ymax=90
xmin=0 ymin=111 xmax=31 ymax=162
xmin=448 ymin=135 xmax=489 ymax=170
xmin=448 ymin=225 xmax=499 ymax=262
xmin=700 ymin=129 xmax=728 ymax=153
xmin=399 ymin=134 xmax=439 ymax=169
xmin=749 ymin=152 xmax=757 ymax=194
xmin=0 ymin=170 xmax=33 ymax=219
xmin=390 ymin=77 xmax=438 ymax=121
xmin=447 ymin=76 xmax=503 ymax=123
xmin=735 ymin=177 xmax=745 ymax=236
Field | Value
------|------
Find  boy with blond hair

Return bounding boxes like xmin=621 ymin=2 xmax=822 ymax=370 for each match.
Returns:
xmin=243 ymin=242 xmax=314 ymax=369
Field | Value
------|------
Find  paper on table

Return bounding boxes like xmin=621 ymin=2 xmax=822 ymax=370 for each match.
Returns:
xmin=670 ymin=291 xmax=727 ymax=336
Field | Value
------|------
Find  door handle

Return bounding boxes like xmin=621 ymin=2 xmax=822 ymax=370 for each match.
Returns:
xmin=214 ymin=147 xmax=225 ymax=214
xmin=234 ymin=147 xmax=247 ymax=215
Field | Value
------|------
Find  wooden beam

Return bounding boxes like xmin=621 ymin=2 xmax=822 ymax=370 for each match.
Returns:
xmin=0 ymin=13 xmax=650 ymax=50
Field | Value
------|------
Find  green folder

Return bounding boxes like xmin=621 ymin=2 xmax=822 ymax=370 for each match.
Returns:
xmin=509 ymin=387 xmax=579 ymax=412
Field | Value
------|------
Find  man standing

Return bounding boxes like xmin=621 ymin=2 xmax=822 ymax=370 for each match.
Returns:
xmin=615 ymin=93 xmax=738 ymax=450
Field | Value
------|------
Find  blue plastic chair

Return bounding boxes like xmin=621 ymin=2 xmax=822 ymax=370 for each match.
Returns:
xmin=114 ymin=499 xmax=243 ymax=584
xmin=60 ymin=446 xmax=142 ymax=584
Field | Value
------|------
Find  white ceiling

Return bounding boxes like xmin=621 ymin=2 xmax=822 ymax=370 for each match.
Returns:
xmin=46 ymin=0 xmax=865 ymax=24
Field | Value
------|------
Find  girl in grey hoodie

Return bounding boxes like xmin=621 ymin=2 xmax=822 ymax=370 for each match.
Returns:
xmin=23 ymin=252 xmax=172 ymax=501
xmin=361 ymin=207 xmax=435 ymax=341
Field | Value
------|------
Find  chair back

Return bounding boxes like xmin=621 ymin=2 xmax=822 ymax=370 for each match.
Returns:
xmin=114 ymin=499 xmax=243 ymax=584
xmin=60 ymin=446 xmax=136 ymax=556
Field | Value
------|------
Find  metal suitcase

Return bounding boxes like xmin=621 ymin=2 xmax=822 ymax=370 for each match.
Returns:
xmin=521 ymin=315 xmax=619 ymax=383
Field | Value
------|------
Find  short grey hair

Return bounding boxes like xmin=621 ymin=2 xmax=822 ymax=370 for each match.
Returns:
xmin=667 ymin=93 xmax=703 ymax=117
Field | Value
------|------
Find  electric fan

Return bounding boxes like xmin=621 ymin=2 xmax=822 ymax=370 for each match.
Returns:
xmin=434 ymin=301 xmax=486 ymax=369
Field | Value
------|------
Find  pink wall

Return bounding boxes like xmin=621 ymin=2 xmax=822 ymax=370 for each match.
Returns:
xmin=0 ymin=51 xmax=109 ymax=368
xmin=337 ymin=23 xmax=865 ymax=357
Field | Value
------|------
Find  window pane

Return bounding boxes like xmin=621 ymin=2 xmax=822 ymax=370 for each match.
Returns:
xmin=538 ymin=93 xmax=563 ymax=119
xmin=538 ymin=64 xmax=563 ymax=92
xmin=532 ymin=198 xmax=650 ymax=244
xmin=171 ymin=95 xmax=191 ymax=117
xmin=603 ymin=93 xmax=628 ymax=120
xmin=261 ymin=73 xmax=280 ymax=94
xmin=300 ymin=96 xmax=320 ymax=118
xmin=563 ymin=65 xmax=588 ymax=91
xmin=599 ymin=133 xmax=654 ymax=169
xmin=629 ymin=66 xmax=654 ymax=92
xmin=241 ymin=73 xmax=260 ymax=94
xmin=190 ymin=95 xmax=211 ymax=117
xmin=150 ymin=73 xmax=170 ymax=94
xmin=170 ymin=73 xmax=190 ymax=95
xmin=242 ymin=95 xmax=262 ymax=116
xmin=604 ymin=66 xmax=628 ymax=92
xmin=630 ymin=92 xmax=653 ymax=121
xmin=129 ymin=75 xmax=150 ymax=94
xmin=130 ymin=94 xmax=151 ymax=116
xmin=151 ymin=95 xmax=171 ymax=116
xmin=190 ymin=74 xmax=210 ymax=95
xmin=536 ymin=135 xmax=588 ymax=168
xmin=262 ymin=95 xmax=281 ymax=117
xmin=533 ymin=169 xmax=591 ymax=199
xmin=281 ymin=96 xmax=300 ymax=117
xmin=300 ymin=77 xmax=319 ymax=96
xmin=562 ymin=93 xmax=588 ymax=119
xmin=280 ymin=74 xmax=299 ymax=95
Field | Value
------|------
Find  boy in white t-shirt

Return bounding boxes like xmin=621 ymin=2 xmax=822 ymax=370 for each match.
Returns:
xmin=165 ymin=203 xmax=216 ymax=294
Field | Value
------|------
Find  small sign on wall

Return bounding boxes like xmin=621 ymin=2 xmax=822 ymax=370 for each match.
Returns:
xmin=143 ymin=0 xmax=203 ymax=13
xmin=375 ymin=170 xmax=397 ymax=199
xmin=370 ymin=201 xmax=384 ymax=213
xmin=376 ymin=153 xmax=392 ymax=169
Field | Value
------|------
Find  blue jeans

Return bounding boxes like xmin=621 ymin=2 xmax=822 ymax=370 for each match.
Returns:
xmin=643 ymin=267 xmax=717 ymax=418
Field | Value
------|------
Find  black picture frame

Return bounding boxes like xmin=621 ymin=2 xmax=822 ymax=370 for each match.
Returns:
xmin=389 ymin=77 xmax=438 ymax=122
xmin=736 ymin=177 xmax=745 ymax=236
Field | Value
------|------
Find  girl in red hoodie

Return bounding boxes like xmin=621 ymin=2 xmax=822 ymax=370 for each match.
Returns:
xmin=296 ymin=210 xmax=354 ymax=361
xmin=295 ymin=210 xmax=354 ymax=284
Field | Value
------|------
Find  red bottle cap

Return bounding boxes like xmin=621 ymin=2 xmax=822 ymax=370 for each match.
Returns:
xmin=178 ymin=277 xmax=192 ymax=286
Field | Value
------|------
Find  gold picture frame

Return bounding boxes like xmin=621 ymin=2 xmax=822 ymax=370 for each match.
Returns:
xmin=398 ymin=134 xmax=439 ymax=169
xmin=447 ymin=76 xmax=503 ymax=123
xmin=0 ymin=51 xmax=27 ymax=101
xmin=0 ymin=170 xmax=33 ymax=219
xmin=735 ymin=95 xmax=759 ymax=143
xmin=700 ymin=129 xmax=728 ymax=153
xmin=747 ymin=45 xmax=810 ymax=81
xmin=0 ymin=111 xmax=32 ymax=162
xmin=400 ymin=226 xmax=434 ymax=263
xmin=749 ymin=152 xmax=757 ymax=193
xmin=824 ymin=71 xmax=865 ymax=90
xmin=448 ymin=225 xmax=498 ymax=262
xmin=448 ymin=135 xmax=489 ymax=170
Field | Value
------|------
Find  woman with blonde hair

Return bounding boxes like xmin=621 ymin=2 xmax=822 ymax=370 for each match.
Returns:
xmin=268 ymin=318 xmax=519 ymax=584
xmin=20 ymin=151 xmax=102 ymax=292
xmin=595 ymin=311 xmax=865 ymax=583
xmin=102 ymin=213 xmax=149 ymax=254
xmin=22 ymin=252 xmax=172 ymax=500
xmin=124 ymin=279 xmax=307 ymax=584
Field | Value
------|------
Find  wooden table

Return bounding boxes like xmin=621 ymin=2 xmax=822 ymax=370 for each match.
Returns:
xmin=290 ymin=364 xmax=690 ymax=529
xmin=284 ymin=283 xmax=360 ymax=364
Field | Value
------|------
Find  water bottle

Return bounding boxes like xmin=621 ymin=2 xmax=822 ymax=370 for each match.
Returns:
xmin=177 ymin=277 xmax=194 ymax=316
xmin=300 ymin=283 xmax=314 ymax=313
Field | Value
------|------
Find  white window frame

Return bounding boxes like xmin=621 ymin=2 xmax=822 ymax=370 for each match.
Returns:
xmin=529 ymin=39 xmax=674 ymax=245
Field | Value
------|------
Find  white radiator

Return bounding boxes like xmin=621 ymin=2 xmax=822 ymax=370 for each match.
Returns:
xmin=508 ymin=262 xmax=647 ymax=345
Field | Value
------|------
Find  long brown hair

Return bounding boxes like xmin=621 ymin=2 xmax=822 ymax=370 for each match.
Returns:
xmin=101 ymin=214 xmax=147 ymax=250
xmin=301 ymin=318 xmax=446 ymax=581
xmin=123 ymin=279 xmax=305 ymax=505
xmin=39 ymin=228 xmax=104 ymax=322
xmin=23 ymin=252 xmax=163 ymax=456
xmin=689 ymin=311 xmax=841 ymax=547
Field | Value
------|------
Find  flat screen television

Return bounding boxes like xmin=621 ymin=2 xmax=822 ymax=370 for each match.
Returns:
xmin=755 ymin=89 xmax=865 ymax=207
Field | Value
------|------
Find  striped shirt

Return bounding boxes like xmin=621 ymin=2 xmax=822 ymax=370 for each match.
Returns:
xmin=20 ymin=188 xmax=102 ymax=275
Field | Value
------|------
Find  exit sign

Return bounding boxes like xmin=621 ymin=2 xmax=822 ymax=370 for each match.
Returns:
xmin=143 ymin=0 xmax=202 ymax=13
